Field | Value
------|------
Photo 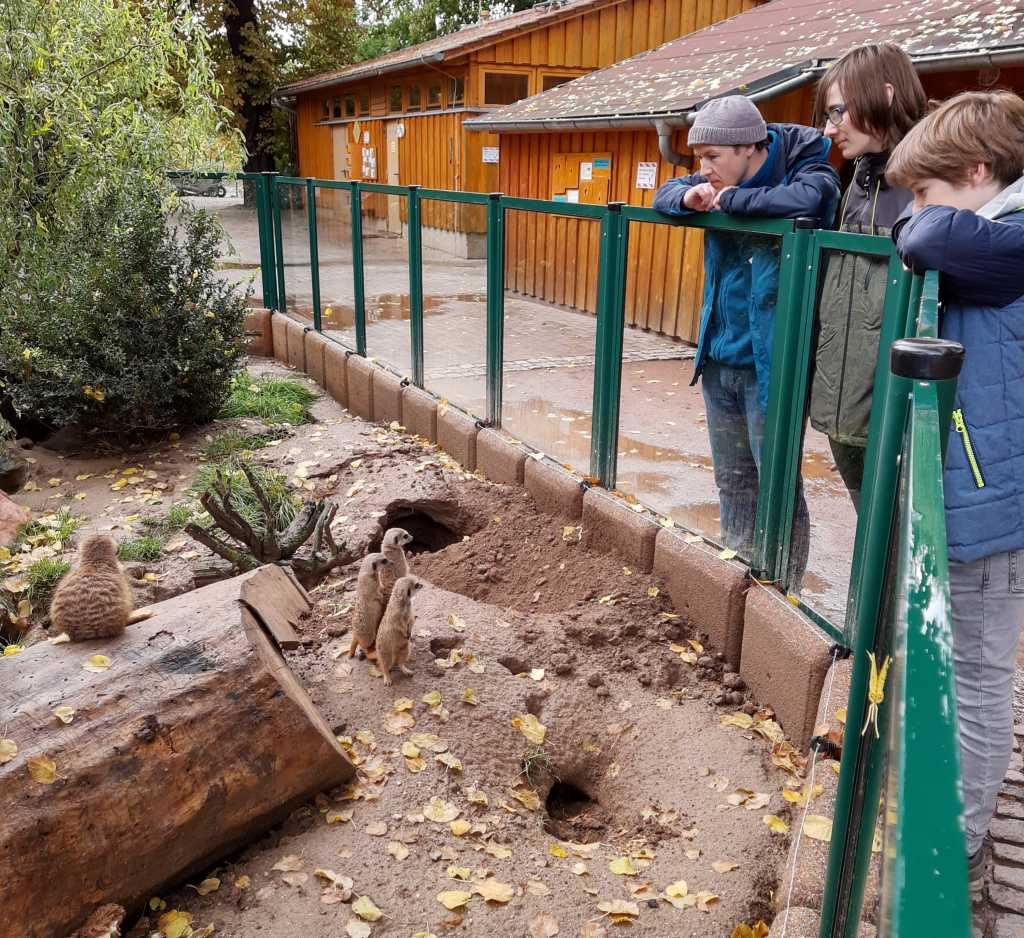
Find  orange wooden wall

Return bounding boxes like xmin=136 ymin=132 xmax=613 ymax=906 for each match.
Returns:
xmin=497 ymin=84 xmax=814 ymax=342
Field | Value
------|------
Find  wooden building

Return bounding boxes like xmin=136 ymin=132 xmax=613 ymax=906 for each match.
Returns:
xmin=279 ymin=0 xmax=756 ymax=257
xmin=466 ymin=0 xmax=1024 ymax=342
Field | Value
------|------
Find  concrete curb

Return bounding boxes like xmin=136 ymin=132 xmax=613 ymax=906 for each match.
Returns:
xmin=345 ymin=355 xmax=374 ymax=420
xmin=581 ymin=489 xmax=658 ymax=572
xmin=477 ymin=428 xmax=526 ymax=485
xmin=271 ymin=314 xmax=289 ymax=365
xmin=437 ymin=405 xmax=478 ymax=471
xmin=283 ymin=317 xmax=306 ymax=373
xmin=653 ymin=527 xmax=749 ymax=669
xmin=402 ymin=386 xmax=438 ymax=442
xmin=741 ymin=584 xmax=833 ymax=749
xmin=371 ymin=369 xmax=404 ymax=427
xmin=244 ymin=309 xmax=272 ymax=357
xmin=303 ymin=330 xmax=329 ymax=388
xmin=323 ymin=343 xmax=349 ymax=409
xmin=524 ymin=457 xmax=584 ymax=520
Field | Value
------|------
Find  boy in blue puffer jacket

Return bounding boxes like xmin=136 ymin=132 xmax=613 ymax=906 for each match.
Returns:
xmin=888 ymin=89 xmax=1024 ymax=902
xmin=654 ymin=95 xmax=839 ymax=588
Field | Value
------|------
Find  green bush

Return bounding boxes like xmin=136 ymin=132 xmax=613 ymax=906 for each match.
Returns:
xmin=0 ymin=177 xmax=248 ymax=434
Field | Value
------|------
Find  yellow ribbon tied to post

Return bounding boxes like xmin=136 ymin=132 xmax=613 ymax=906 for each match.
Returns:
xmin=861 ymin=651 xmax=891 ymax=739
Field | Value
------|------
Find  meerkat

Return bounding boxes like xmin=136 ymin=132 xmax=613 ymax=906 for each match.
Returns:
xmin=348 ymin=552 xmax=392 ymax=661
xmin=50 ymin=535 xmax=135 ymax=642
xmin=376 ymin=575 xmax=423 ymax=686
xmin=379 ymin=527 xmax=413 ymax=591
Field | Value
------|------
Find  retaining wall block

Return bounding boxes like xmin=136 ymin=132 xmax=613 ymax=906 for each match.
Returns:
xmin=323 ymin=343 xmax=349 ymax=410
xmin=371 ymin=368 xmax=404 ymax=427
xmin=477 ymin=429 xmax=527 ymax=486
xmin=283 ymin=317 xmax=307 ymax=372
xmin=436 ymin=405 xmax=478 ymax=471
xmin=243 ymin=309 xmax=273 ymax=357
xmin=345 ymin=356 xmax=374 ymax=420
xmin=524 ymin=457 xmax=584 ymax=520
xmin=402 ymin=387 xmax=438 ymax=442
xmin=271 ymin=314 xmax=289 ymax=365
xmin=740 ymin=585 xmax=832 ymax=749
xmin=303 ymin=331 xmax=329 ymax=388
xmin=653 ymin=528 xmax=748 ymax=669
xmin=581 ymin=489 xmax=658 ymax=572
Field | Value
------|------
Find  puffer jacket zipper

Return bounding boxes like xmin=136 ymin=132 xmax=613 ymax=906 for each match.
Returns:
xmin=952 ymin=409 xmax=986 ymax=489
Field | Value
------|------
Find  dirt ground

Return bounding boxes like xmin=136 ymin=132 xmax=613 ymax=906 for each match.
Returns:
xmin=5 ymin=360 xmax=811 ymax=938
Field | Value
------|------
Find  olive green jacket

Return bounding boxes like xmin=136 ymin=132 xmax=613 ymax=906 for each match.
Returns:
xmin=809 ymin=153 xmax=912 ymax=446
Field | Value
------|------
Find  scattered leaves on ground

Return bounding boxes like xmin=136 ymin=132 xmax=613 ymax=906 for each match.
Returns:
xmin=437 ymin=890 xmax=472 ymax=910
xmin=352 ymin=895 xmax=383 ymax=921
xmin=27 ymin=754 xmax=57 ymax=784
xmin=512 ymin=713 xmax=546 ymax=745
xmin=82 ymin=654 xmax=111 ymax=673
xmin=804 ymin=815 xmax=833 ymax=842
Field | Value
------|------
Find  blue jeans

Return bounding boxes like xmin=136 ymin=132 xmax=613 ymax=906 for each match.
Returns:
xmin=701 ymin=360 xmax=810 ymax=589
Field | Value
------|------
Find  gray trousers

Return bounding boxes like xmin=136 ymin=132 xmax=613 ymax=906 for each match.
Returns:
xmin=950 ymin=550 xmax=1024 ymax=855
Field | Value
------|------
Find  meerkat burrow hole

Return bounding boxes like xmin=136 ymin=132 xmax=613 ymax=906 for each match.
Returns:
xmin=370 ymin=504 xmax=462 ymax=555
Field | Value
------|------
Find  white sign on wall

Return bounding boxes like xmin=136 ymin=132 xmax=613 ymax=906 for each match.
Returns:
xmin=482 ymin=146 xmax=500 ymax=164
xmin=579 ymin=162 xmax=593 ymax=181
xmin=635 ymin=162 xmax=659 ymax=189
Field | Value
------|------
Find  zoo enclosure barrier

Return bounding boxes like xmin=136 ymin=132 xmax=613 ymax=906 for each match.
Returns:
xmin=169 ymin=170 xmax=969 ymax=937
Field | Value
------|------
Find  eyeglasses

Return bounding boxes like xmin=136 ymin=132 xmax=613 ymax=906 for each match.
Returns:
xmin=825 ymin=104 xmax=848 ymax=128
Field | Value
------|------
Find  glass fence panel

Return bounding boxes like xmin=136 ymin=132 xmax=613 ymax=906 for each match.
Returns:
xmin=361 ymin=191 xmax=411 ymax=376
xmin=170 ymin=175 xmax=263 ymax=305
xmin=312 ymin=185 xmax=356 ymax=346
xmin=500 ymin=209 xmax=600 ymax=477
xmin=420 ymin=199 xmax=488 ymax=417
xmin=277 ymin=182 xmax=313 ymax=320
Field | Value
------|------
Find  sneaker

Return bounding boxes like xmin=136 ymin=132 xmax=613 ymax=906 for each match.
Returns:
xmin=968 ymin=845 xmax=986 ymax=903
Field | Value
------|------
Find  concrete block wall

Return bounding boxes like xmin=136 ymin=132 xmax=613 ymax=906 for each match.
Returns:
xmin=244 ymin=308 xmax=273 ymax=357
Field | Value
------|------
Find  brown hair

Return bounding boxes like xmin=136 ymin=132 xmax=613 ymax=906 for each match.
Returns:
xmin=813 ymin=42 xmax=927 ymax=150
xmin=887 ymin=90 xmax=1024 ymax=188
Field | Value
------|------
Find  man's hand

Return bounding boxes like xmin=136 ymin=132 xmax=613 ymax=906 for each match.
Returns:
xmin=711 ymin=185 xmax=736 ymax=211
xmin=683 ymin=182 xmax=717 ymax=212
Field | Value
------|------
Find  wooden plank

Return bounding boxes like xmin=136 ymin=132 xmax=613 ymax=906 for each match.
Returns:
xmin=615 ymin=0 xmax=633 ymax=61
xmin=632 ymin=0 xmax=650 ymax=56
xmin=564 ymin=15 xmax=582 ymax=67
xmin=646 ymin=138 xmax=669 ymax=333
xmin=547 ymin=22 xmax=565 ymax=65
xmin=581 ymin=12 xmax=599 ymax=68
xmin=680 ymin=227 xmax=704 ymax=342
xmin=531 ymin=27 xmax=547 ymax=65
xmin=598 ymin=5 xmax=617 ymax=66
xmin=696 ymin=0 xmax=713 ymax=28
xmin=525 ymin=134 xmax=539 ymax=296
xmin=663 ymin=0 xmax=681 ymax=43
xmin=513 ymin=34 xmax=531 ymax=65
xmin=239 ymin=564 xmax=311 ymax=650
xmin=680 ymin=0 xmax=697 ymax=38
xmin=495 ymin=38 xmax=515 ymax=63
xmin=648 ymin=0 xmax=666 ymax=49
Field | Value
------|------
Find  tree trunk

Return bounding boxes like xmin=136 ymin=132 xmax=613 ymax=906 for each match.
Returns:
xmin=0 ymin=566 xmax=354 ymax=938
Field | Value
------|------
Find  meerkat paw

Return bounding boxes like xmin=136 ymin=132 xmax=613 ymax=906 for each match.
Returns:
xmin=382 ymin=674 xmax=393 ymax=687
xmin=399 ymin=664 xmax=414 ymax=676
xmin=127 ymin=608 xmax=154 ymax=625
xmin=366 ymin=648 xmax=379 ymax=662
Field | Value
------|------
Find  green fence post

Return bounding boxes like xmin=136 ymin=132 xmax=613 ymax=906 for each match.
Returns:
xmin=306 ymin=178 xmax=322 ymax=331
xmin=590 ymin=202 xmax=628 ymax=489
xmin=818 ymin=266 xmax=920 ymax=938
xmin=350 ymin=181 xmax=367 ymax=356
xmin=753 ymin=218 xmax=814 ymax=581
xmin=407 ymin=185 xmax=424 ymax=386
xmin=271 ymin=174 xmax=287 ymax=314
xmin=256 ymin=173 xmax=279 ymax=310
xmin=485 ymin=193 xmax=505 ymax=426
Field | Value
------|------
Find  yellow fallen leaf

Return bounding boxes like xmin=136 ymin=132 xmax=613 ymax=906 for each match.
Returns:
xmin=835 ymin=707 xmax=847 ymax=724
xmin=609 ymin=856 xmax=637 ymax=876
xmin=510 ymin=787 xmax=541 ymax=811
xmin=484 ymin=840 xmax=513 ymax=859
xmin=27 ymin=754 xmax=57 ymax=784
xmin=53 ymin=705 xmax=75 ymax=724
xmin=234 ymin=875 xmax=250 ymax=889
xmin=157 ymin=911 xmax=193 ymax=938
xmin=365 ymin=820 xmax=388 ymax=836
xmin=346 ymin=921 xmax=372 ymax=938
xmin=512 ymin=713 xmax=546 ymax=745
xmin=529 ymin=911 xmax=560 ymax=937
xmin=596 ymin=899 xmax=640 ymax=917
xmin=326 ymin=809 xmax=353 ymax=824
xmin=461 ymin=688 xmax=479 ymax=706
xmin=448 ymin=865 xmax=471 ymax=880
xmin=475 ymin=878 xmax=515 ymax=903
xmin=665 ymin=880 xmax=688 ymax=898
xmin=149 ymin=898 xmax=166 ymax=912
xmin=193 ymin=877 xmax=220 ymax=895
xmin=383 ymin=711 xmax=415 ymax=735
xmin=731 ymin=924 xmax=770 ymax=938
xmin=272 ymin=855 xmax=304 ymax=872
xmin=422 ymin=690 xmax=443 ymax=708
xmin=352 ymin=895 xmax=383 ymax=921
xmin=0 ymin=738 xmax=17 ymax=763
xmin=571 ymin=862 xmax=588 ymax=875
xmin=355 ymin=729 xmax=376 ymax=747
xmin=437 ymin=889 xmax=472 ymax=910
xmin=712 ymin=860 xmax=740 ymax=873
xmin=549 ymin=843 xmax=569 ymax=858
xmin=3 ymin=644 xmax=22 ymax=657
xmin=393 ymin=697 xmax=415 ymax=712
xmin=647 ymin=586 xmax=659 ymax=598
xmin=719 ymin=548 xmax=737 ymax=560
xmin=466 ymin=787 xmax=488 ymax=806
xmin=401 ymin=741 xmax=420 ymax=758
xmin=424 ymin=797 xmax=460 ymax=823
xmin=387 ymin=841 xmax=409 ymax=860
xmin=720 ymin=712 xmax=753 ymax=730
xmin=82 ymin=654 xmax=111 ymax=673
xmin=405 ymin=756 xmax=427 ymax=773
xmin=763 ymin=814 xmax=789 ymax=834
xmin=695 ymin=891 xmax=719 ymax=912
xmin=804 ymin=815 xmax=833 ymax=842
xmin=450 ymin=819 xmax=471 ymax=836
xmin=436 ymin=752 xmax=463 ymax=772
xmin=447 ymin=612 xmax=466 ymax=632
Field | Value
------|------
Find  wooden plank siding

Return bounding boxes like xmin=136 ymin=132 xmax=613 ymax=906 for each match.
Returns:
xmin=496 ymin=83 xmax=813 ymax=343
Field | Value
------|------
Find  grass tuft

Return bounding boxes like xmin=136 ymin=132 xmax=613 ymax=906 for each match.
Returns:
xmin=15 ymin=508 xmax=85 ymax=551
xmin=26 ymin=557 xmax=70 ymax=607
xmin=117 ymin=534 xmax=165 ymax=563
xmin=190 ymin=459 xmax=300 ymax=538
xmin=203 ymin=428 xmax=287 ymax=459
xmin=219 ymin=372 xmax=317 ymax=426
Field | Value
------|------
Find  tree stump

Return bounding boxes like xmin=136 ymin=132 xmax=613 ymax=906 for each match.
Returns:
xmin=0 ymin=566 xmax=354 ymax=938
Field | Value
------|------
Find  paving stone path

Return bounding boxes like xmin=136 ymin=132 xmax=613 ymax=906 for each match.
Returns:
xmin=983 ymin=726 xmax=1024 ymax=937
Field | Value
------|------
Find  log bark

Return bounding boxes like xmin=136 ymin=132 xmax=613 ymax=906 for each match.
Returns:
xmin=0 ymin=566 xmax=355 ymax=938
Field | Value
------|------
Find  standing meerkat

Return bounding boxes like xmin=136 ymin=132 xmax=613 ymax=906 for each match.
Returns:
xmin=376 ymin=575 xmax=423 ymax=686
xmin=379 ymin=527 xmax=413 ymax=590
xmin=348 ymin=552 xmax=392 ymax=660
xmin=50 ymin=535 xmax=135 ymax=641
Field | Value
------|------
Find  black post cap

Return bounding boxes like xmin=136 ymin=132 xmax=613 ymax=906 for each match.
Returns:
xmin=890 ymin=337 xmax=965 ymax=381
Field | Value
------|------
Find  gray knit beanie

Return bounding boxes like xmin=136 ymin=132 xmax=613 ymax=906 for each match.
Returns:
xmin=688 ymin=95 xmax=768 ymax=147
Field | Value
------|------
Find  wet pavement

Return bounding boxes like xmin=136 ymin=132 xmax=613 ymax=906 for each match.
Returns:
xmin=188 ymin=195 xmax=858 ymax=626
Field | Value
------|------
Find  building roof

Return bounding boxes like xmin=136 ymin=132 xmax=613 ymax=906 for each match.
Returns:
xmin=280 ymin=0 xmax=623 ymax=95
xmin=464 ymin=0 xmax=1024 ymax=130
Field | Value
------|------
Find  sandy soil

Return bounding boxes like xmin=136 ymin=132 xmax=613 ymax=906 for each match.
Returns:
xmin=5 ymin=361 xmax=808 ymax=938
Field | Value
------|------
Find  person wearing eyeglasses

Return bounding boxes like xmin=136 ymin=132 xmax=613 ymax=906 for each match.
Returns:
xmin=808 ymin=43 xmax=928 ymax=510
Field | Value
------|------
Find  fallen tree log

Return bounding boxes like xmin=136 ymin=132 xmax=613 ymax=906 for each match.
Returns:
xmin=0 ymin=565 xmax=354 ymax=938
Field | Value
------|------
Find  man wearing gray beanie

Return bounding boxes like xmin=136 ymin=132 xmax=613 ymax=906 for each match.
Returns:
xmin=653 ymin=95 xmax=839 ymax=589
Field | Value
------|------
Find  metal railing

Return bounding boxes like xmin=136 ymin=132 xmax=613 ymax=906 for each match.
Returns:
xmin=168 ymin=171 xmax=970 ymax=937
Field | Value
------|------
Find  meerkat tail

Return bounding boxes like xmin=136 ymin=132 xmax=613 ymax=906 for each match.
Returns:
xmin=348 ymin=635 xmax=359 ymax=658
xmin=127 ymin=608 xmax=154 ymax=625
